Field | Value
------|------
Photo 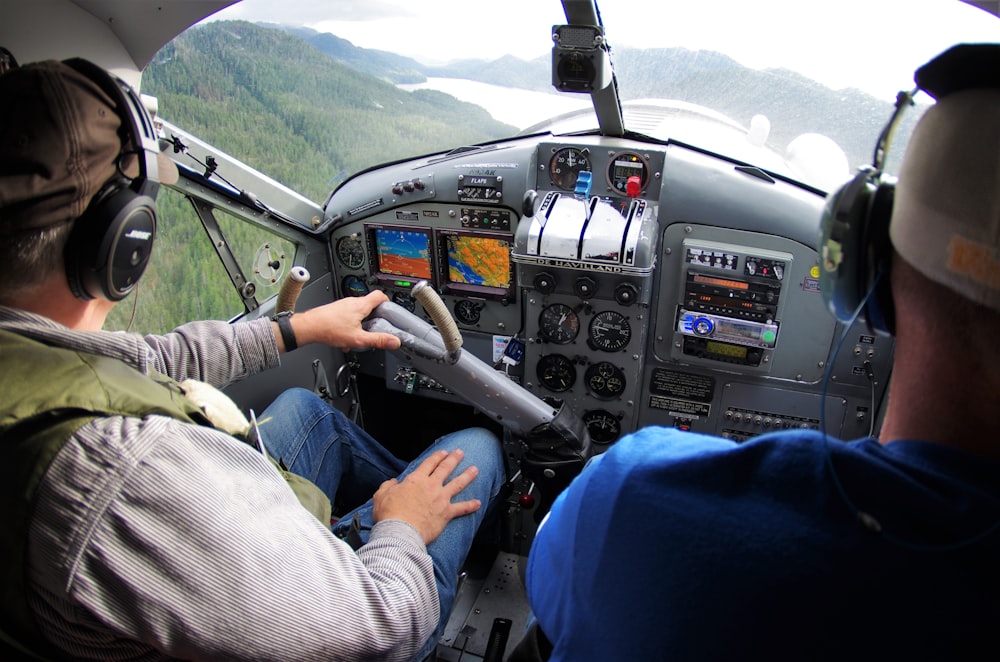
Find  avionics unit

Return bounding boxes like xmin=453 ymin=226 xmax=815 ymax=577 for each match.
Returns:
xmin=674 ymin=239 xmax=792 ymax=370
xmin=435 ymin=229 xmax=516 ymax=303
xmin=365 ymin=223 xmax=435 ymax=289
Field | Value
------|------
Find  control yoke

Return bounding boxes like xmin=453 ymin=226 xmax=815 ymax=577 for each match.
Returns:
xmin=363 ymin=282 xmax=591 ymax=516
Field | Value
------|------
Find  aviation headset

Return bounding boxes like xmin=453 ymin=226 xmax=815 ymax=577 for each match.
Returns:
xmin=818 ymin=43 xmax=1000 ymax=337
xmin=818 ymin=44 xmax=1000 ymax=550
xmin=62 ymin=58 xmax=162 ymax=302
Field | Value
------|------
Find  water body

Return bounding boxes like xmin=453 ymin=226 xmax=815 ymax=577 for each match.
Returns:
xmin=398 ymin=77 xmax=850 ymax=191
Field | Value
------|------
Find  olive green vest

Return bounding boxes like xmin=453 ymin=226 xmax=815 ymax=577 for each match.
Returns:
xmin=0 ymin=329 xmax=330 ymax=659
xmin=0 ymin=329 xmax=215 ymax=658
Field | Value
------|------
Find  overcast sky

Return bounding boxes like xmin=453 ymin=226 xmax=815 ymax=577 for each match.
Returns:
xmin=206 ymin=0 xmax=998 ymax=97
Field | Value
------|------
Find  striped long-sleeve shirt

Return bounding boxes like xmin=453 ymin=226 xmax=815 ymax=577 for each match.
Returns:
xmin=0 ymin=306 xmax=437 ymax=661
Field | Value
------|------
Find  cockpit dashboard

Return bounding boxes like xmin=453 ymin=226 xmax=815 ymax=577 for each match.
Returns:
xmin=325 ymin=133 xmax=893 ymax=450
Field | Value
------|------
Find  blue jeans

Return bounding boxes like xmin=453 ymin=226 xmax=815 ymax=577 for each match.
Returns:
xmin=260 ymin=388 xmax=506 ymax=660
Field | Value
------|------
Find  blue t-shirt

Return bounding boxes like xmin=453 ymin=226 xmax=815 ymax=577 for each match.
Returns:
xmin=525 ymin=427 xmax=999 ymax=661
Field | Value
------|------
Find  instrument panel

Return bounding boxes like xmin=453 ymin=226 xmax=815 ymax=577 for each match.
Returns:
xmin=323 ymin=134 xmax=893 ymax=447
xmin=546 ymin=145 xmax=656 ymax=198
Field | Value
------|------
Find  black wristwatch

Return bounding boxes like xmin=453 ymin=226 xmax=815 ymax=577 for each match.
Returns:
xmin=273 ymin=311 xmax=297 ymax=351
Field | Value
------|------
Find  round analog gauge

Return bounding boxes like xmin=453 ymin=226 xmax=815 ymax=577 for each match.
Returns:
xmin=583 ymin=409 xmax=622 ymax=444
xmin=607 ymin=151 xmax=649 ymax=196
xmin=548 ymin=147 xmax=592 ymax=191
xmin=539 ymin=303 xmax=580 ymax=344
xmin=455 ymin=299 xmax=483 ymax=325
xmin=536 ymin=354 xmax=576 ymax=393
xmin=336 ymin=234 xmax=366 ymax=270
xmin=588 ymin=310 xmax=632 ymax=351
xmin=585 ymin=361 xmax=626 ymax=399
xmin=342 ymin=274 xmax=369 ymax=297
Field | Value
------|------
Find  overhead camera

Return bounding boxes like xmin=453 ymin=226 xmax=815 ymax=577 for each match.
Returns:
xmin=551 ymin=24 xmax=612 ymax=93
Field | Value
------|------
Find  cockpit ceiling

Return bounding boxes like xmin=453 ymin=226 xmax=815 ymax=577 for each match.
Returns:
xmin=68 ymin=0 xmax=238 ymax=68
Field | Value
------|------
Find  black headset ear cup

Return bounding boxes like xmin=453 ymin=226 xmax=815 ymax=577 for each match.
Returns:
xmin=819 ymin=168 xmax=895 ymax=336
xmin=820 ymin=170 xmax=874 ymax=319
xmin=61 ymin=58 xmax=160 ymax=302
xmin=65 ymin=178 xmax=157 ymax=301
xmin=860 ymin=181 xmax=895 ymax=336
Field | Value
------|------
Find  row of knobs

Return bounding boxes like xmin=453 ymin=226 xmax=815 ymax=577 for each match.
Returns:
xmin=532 ymin=271 xmax=638 ymax=306
xmin=391 ymin=178 xmax=427 ymax=195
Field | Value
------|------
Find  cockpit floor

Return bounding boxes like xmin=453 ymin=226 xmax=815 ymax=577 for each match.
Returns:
xmin=434 ymin=550 xmax=532 ymax=661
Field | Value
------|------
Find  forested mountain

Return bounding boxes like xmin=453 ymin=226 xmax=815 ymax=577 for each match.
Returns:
xmin=278 ymin=24 xmax=914 ymax=172
xmin=113 ymin=19 xmax=911 ymax=334
xmin=143 ymin=21 xmax=517 ymax=203
xmin=279 ymin=25 xmax=429 ymax=85
xmin=608 ymin=47 xmax=911 ymax=173
xmin=146 ymin=19 xmax=911 ymax=195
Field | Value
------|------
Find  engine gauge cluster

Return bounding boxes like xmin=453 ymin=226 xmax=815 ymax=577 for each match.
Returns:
xmin=532 ymin=298 xmax=640 ymax=428
xmin=585 ymin=361 xmax=626 ymax=399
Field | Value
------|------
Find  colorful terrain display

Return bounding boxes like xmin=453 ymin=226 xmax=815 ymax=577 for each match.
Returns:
xmin=447 ymin=235 xmax=511 ymax=288
xmin=375 ymin=229 xmax=432 ymax=279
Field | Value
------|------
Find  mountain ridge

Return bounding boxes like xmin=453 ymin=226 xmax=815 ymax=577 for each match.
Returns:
xmin=146 ymin=20 xmax=919 ymax=200
xmin=276 ymin=21 xmax=918 ymax=172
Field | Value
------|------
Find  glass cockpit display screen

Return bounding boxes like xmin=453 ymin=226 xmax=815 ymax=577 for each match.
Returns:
xmin=368 ymin=226 xmax=433 ymax=281
xmin=445 ymin=233 xmax=511 ymax=289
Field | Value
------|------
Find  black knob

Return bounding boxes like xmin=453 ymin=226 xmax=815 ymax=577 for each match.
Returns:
xmin=614 ymin=282 xmax=639 ymax=306
xmin=574 ymin=276 xmax=597 ymax=298
xmin=534 ymin=271 xmax=557 ymax=294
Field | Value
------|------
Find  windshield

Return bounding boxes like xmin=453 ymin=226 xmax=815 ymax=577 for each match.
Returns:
xmin=184 ymin=0 xmax=998 ymax=194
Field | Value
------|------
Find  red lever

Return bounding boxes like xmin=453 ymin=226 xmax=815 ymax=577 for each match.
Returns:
xmin=626 ymin=175 xmax=641 ymax=198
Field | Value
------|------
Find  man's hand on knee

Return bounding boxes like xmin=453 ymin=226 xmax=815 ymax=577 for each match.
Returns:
xmin=372 ymin=449 xmax=482 ymax=545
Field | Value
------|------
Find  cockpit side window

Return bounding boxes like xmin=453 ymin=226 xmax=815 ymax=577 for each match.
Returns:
xmin=104 ymin=187 xmax=295 ymax=335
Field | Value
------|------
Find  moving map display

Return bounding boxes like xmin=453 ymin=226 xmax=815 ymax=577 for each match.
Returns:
xmin=445 ymin=234 xmax=511 ymax=289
